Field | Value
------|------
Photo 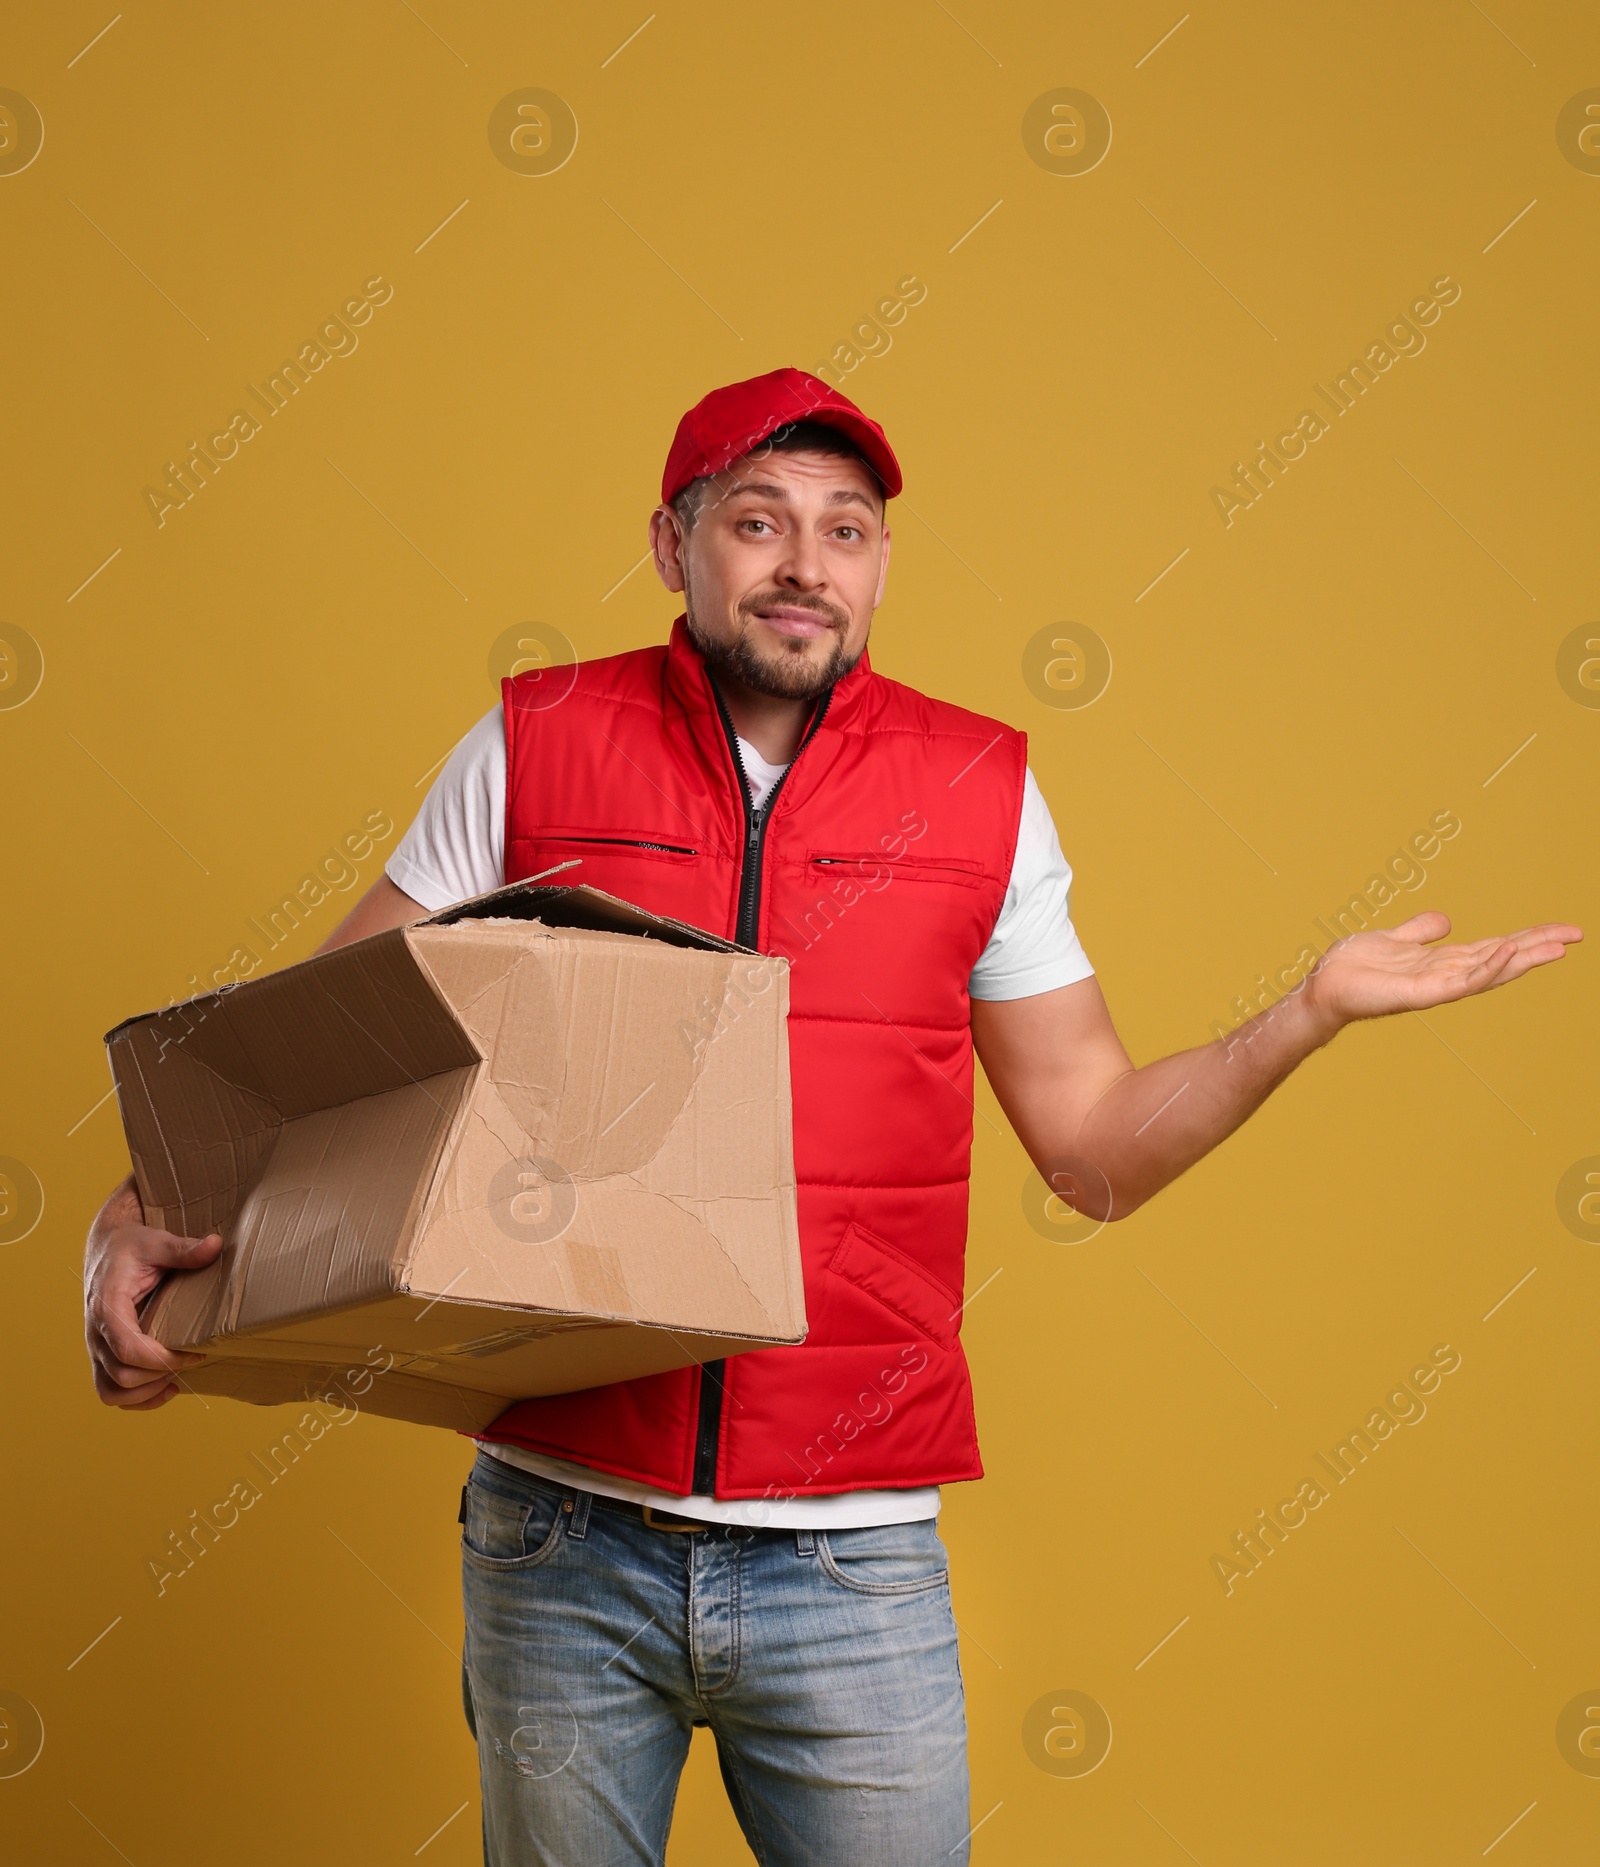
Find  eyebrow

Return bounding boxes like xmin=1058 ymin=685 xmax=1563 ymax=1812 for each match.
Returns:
xmin=720 ymin=478 xmax=880 ymax=515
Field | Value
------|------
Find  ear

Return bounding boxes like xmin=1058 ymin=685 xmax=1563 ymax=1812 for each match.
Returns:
xmin=650 ymin=506 xmax=687 ymax=594
xmin=872 ymin=521 xmax=892 ymax=610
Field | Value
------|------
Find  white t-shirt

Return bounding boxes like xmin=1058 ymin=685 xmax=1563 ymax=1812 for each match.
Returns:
xmin=389 ymin=705 xmax=1094 ymax=1528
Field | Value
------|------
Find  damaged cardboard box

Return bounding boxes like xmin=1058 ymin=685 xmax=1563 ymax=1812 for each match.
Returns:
xmin=104 ymin=875 xmax=806 ymax=1431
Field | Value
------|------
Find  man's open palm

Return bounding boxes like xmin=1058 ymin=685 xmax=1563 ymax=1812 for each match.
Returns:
xmin=1309 ymin=911 xmax=1582 ymax=1023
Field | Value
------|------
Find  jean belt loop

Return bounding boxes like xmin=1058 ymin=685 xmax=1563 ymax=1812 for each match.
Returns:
xmin=795 ymin=1527 xmax=815 ymax=1557
xmin=565 ymin=1489 xmax=592 ymax=1541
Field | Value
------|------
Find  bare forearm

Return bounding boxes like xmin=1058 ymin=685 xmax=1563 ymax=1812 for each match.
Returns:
xmin=1075 ymin=988 xmax=1339 ymax=1215
xmin=94 ymin=1173 xmax=141 ymax=1233
xmin=314 ymin=875 xmax=423 ymax=954
xmin=976 ymin=909 xmax=1577 ymax=1227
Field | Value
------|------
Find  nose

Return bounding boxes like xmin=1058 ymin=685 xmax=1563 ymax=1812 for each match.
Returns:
xmin=773 ymin=527 xmax=828 ymax=594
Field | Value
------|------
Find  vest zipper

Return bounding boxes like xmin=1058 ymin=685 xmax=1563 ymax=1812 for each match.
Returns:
xmin=688 ymin=673 xmax=834 ymax=1497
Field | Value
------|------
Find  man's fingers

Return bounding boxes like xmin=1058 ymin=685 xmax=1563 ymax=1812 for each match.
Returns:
xmin=1496 ymin=940 xmax=1575 ymax=980
xmin=1389 ymin=912 xmax=1452 ymax=945
xmin=81 ymin=1195 xmax=222 ymax=1411
xmin=1472 ymin=934 xmax=1578 ymax=981
xmin=85 ymin=1227 xmax=220 ymax=1376
xmin=1463 ymin=941 xmax=1519 ymax=989
xmin=131 ymin=1228 xmax=224 ymax=1273
xmin=90 ymin=1352 xmax=182 ymax=1408
xmin=1505 ymin=921 xmax=1583 ymax=950
xmin=1451 ymin=923 xmax=1581 ymax=961
xmin=90 ymin=1332 xmax=185 ymax=1405
xmin=102 ymin=1344 xmax=196 ymax=1387
xmin=1447 ymin=937 xmax=1569 ymax=999
xmin=1392 ymin=921 xmax=1581 ymax=997
xmin=94 ymin=1302 xmax=205 ymax=1377
xmin=102 ymin=1375 xmax=177 ymax=1408
xmin=1389 ymin=916 xmax=1580 ymax=957
xmin=88 ymin=1307 xmax=204 ymax=1383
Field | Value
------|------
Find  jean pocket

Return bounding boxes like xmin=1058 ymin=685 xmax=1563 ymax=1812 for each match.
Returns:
xmin=816 ymin=1522 xmax=949 ymax=1596
xmin=461 ymin=1469 xmax=568 ymax=1572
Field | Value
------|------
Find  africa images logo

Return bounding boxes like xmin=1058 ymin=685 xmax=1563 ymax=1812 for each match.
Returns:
xmin=1211 ymin=277 xmax=1463 ymax=527
xmin=142 ymin=277 xmax=395 ymax=527
xmin=1211 ymin=1345 xmax=1462 ymax=1595
xmin=490 ymin=1157 xmax=578 ymax=1244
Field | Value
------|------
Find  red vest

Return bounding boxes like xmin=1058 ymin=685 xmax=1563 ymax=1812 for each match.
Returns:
xmin=480 ymin=618 xmax=1026 ymax=1499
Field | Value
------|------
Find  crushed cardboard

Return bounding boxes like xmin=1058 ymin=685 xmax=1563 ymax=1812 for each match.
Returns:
xmin=104 ymin=874 xmax=806 ymax=1430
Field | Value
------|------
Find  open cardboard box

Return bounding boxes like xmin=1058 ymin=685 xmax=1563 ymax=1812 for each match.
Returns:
xmin=104 ymin=871 xmax=806 ymax=1431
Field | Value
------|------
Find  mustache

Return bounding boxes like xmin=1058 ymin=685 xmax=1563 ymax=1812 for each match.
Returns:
xmin=738 ymin=590 xmax=850 ymax=632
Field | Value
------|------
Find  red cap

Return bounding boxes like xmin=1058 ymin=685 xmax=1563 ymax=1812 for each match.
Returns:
xmin=661 ymin=367 xmax=902 ymax=506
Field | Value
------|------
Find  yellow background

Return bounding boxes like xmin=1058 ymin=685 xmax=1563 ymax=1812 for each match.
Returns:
xmin=3 ymin=1 xmax=1597 ymax=1859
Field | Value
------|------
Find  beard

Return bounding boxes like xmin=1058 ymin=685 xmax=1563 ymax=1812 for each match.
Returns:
xmin=684 ymin=585 xmax=862 ymax=701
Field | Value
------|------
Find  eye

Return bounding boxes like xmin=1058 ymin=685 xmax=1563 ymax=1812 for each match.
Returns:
xmin=739 ymin=518 xmax=773 ymax=535
xmin=833 ymin=525 xmax=862 ymax=542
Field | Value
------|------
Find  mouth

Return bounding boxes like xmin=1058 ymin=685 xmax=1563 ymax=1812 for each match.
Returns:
xmin=749 ymin=604 xmax=838 ymax=642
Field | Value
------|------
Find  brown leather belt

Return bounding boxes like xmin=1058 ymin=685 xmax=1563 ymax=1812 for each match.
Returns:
xmin=561 ymin=1484 xmax=713 ymax=1533
xmin=639 ymin=1504 xmax=712 ymax=1533
xmin=487 ymin=1456 xmax=719 ymax=1533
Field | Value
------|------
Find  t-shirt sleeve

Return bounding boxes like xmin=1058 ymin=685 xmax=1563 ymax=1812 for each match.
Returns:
xmin=967 ymin=767 xmax=1095 ymax=1001
xmin=385 ymin=705 xmax=506 ymax=911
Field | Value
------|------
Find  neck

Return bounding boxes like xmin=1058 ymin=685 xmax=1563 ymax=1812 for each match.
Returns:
xmin=714 ymin=672 xmax=813 ymax=767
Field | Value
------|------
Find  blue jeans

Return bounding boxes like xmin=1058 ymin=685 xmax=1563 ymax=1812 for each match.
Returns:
xmin=460 ymin=1450 xmax=971 ymax=1865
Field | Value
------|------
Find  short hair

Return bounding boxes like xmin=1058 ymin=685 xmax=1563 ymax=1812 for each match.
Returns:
xmin=669 ymin=420 xmax=881 ymax=530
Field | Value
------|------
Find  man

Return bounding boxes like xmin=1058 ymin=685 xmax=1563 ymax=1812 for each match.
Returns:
xmin=85 ymin=370 xmax=1579 ymax=1864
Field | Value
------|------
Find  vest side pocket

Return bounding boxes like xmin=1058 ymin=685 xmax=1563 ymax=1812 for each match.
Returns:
xmin=827 ymin=1221 xmax=962 ymax=1349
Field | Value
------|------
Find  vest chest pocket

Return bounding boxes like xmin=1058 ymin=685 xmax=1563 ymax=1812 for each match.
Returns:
xmin=512 ymin=833 xmax=699 ymax=861
xmin=828 ymin=1221 xmax=962 ymax=1349
xmin=808 ymin=852 xmax=988 ymax=891
xmin=507 ymin=834 xmax=704 ymax=909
